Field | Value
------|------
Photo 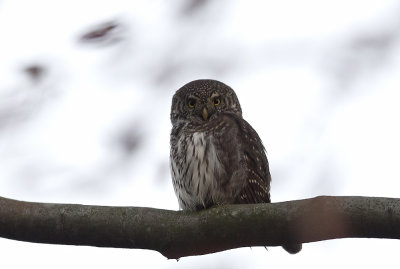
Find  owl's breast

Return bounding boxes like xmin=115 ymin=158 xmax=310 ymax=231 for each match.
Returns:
xmin=171 ymin=130 xmax=225 ymax=210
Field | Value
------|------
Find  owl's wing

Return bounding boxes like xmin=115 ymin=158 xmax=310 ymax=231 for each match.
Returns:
xmin=213 ymin=114 xmax=271 ymax=204
xmin=234 ymin=117 xmax=271 ymax=204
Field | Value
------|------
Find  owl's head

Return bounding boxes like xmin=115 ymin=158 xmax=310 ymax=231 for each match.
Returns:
xmin=171 ymin=79 xmax=242 ymax=125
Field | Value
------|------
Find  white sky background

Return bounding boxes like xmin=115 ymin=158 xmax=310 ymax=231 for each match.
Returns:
xmin=0 ymin=0 xmax=400 ymax=268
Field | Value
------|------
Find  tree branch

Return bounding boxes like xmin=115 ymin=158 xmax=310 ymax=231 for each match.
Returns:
xmin=0 ymin=195 xmax=399 ymax=259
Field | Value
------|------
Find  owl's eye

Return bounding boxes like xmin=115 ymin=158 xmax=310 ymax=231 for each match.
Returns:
xmin=187 ymin=98 xmax=196 ymax=109
xmin=213 ymin=97 xmax=221 ymax=106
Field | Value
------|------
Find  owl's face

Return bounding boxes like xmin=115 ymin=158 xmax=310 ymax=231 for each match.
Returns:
xmin=171 ymin=79 xmax=242 ymax=125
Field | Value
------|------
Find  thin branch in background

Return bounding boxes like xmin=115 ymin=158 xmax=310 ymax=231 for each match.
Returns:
xmin=79 ymin=20 xmax=125 ymax=46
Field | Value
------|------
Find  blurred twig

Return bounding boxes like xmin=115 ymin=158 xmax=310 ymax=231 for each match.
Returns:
xmin=0 ymin=195 xmax=399 ymax=258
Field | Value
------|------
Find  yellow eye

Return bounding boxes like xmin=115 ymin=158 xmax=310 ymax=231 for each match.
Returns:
xmin=213 ymin=98 xmax=221 ymax=106
xmin=188 ymin=98 xmax=196 ymax=109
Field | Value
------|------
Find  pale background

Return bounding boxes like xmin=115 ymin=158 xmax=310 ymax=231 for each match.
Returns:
xmin=0 ymin=0 xmax=399 ymax=268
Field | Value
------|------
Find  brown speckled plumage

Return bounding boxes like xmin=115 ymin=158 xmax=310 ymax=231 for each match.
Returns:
xmin=169 ymin=79 xmax=301 ymax=254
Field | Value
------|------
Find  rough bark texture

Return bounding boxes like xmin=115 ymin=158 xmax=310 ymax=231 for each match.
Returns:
xmin=0 ymin=195 xmax=399 ymax=259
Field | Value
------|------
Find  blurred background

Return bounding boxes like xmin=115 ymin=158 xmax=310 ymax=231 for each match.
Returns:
xmin=1 ymin=0 xmax=400 ymax=268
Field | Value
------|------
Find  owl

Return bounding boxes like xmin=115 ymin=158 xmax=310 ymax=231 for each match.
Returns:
xmin=170 ymin=79 xmax=301 ymax=254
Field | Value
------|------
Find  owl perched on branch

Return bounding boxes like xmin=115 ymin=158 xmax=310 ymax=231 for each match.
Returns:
xmin=170 ymin=79 xmax=301 ymax=254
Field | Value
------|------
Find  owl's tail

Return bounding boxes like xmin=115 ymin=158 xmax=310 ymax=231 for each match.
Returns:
xmin=282 ymin=243 xmax=302 ymax=254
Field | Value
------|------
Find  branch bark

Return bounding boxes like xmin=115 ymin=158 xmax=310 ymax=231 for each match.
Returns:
xmin=0 ymin=195 xmax=399 ymax=259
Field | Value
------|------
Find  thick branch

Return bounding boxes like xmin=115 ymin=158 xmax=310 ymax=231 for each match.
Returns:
xmin=0 ymin=196 xmax=399 ymax=258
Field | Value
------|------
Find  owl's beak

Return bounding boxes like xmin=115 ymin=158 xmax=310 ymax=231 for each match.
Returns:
xmin=202 ymin=107 xmax=208 ymax=120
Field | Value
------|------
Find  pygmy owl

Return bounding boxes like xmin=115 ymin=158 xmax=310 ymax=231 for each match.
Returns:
xmin=169 ymin=79 xmax=301 ymax=254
